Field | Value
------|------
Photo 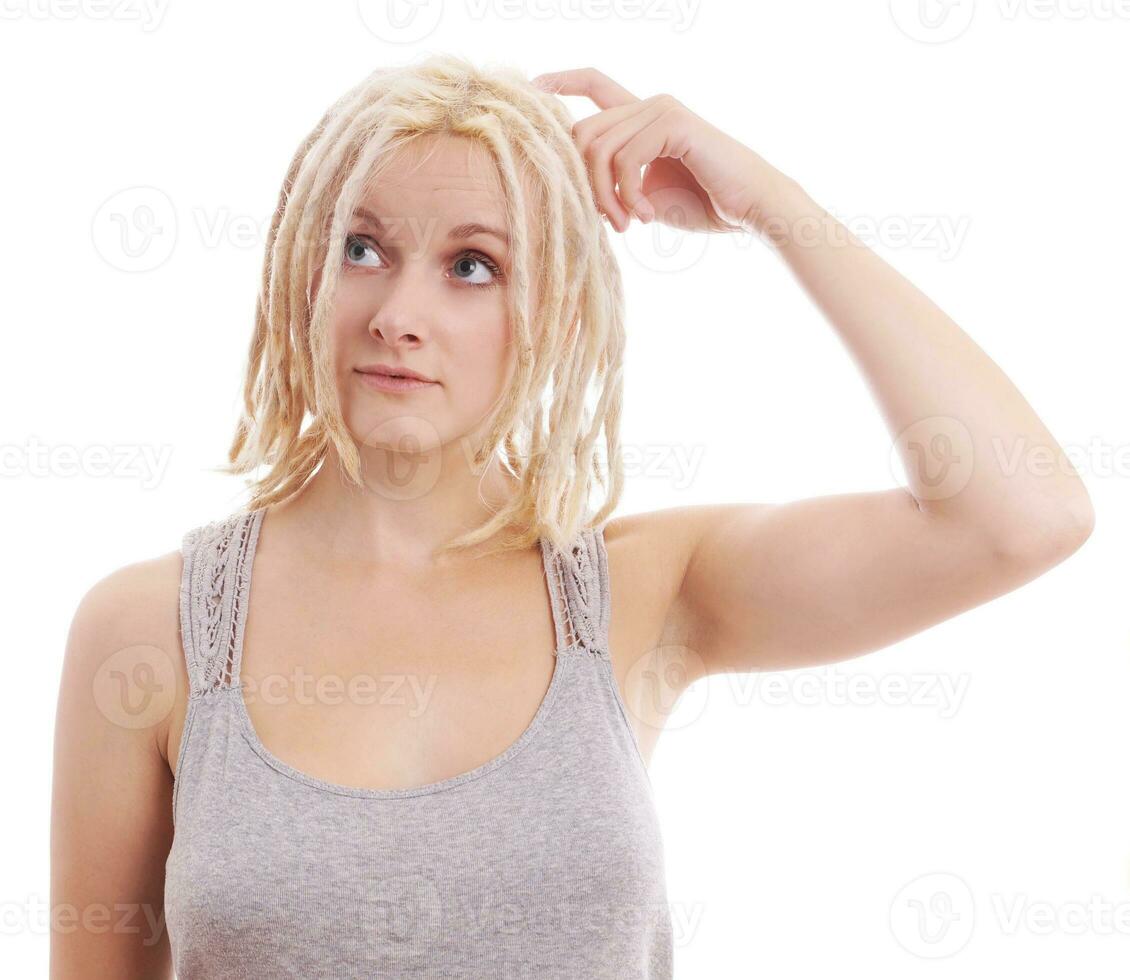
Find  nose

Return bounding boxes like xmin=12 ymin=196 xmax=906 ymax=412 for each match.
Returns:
xmin=368 ymin=314 xmax=423 ymax=348
xmin=366 ymin=267 xmax=430 ymax=347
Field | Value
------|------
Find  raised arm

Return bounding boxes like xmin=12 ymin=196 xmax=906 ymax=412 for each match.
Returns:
xmin=50 ymin=556 xmax=182 ymax=979
xmin=529 ymin=66 xmax=1095 ymax=680
xmin=658 ymin=175 xmax=1094 ymax=677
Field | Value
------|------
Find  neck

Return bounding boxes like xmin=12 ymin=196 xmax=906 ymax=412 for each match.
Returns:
xmin=267 ymin=437 xmax=523 ymax=569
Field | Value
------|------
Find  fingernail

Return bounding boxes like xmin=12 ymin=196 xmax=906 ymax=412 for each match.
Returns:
xmin=633 ymin=198 xmax=654 ymax=222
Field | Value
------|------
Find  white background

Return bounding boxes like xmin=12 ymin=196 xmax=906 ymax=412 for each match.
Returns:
xmin=3 ymin=1 xmax=1128 ymax=976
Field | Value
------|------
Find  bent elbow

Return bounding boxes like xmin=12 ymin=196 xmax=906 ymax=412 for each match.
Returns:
xmin=995 ymin=491 xmax=1096 ymax=570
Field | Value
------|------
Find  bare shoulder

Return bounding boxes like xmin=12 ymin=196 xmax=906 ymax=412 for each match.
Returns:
xmin=63 ymin=548 xmax=187 ymax=763
xmin=53 ymin=548 xmax=185 ymax=974
xmin=600 ymin=504 xmax=764 ymax=691
xmin=602 ymin=503 xmax=762 ymax=563
xmin=67 ymin=549 xmax=183 ymax=664
xmin=601 ymin=502 xmax=769 ymax=606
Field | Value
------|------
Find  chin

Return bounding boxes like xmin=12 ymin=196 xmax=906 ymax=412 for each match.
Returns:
xmin=347 ymin=411 xmax=447 ymax=455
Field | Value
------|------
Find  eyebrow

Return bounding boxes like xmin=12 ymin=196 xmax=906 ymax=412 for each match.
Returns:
xmin=352 ymin=207 xmax=509 ymax=247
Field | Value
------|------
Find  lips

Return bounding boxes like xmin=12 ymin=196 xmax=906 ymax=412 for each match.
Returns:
xmin=355 ymin=364 xmax=436 ymax=383
xmin=354 ymin=369 xmax=438 ymax=393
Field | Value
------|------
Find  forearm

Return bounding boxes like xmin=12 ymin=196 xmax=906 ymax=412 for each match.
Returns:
xmin=751 ymin=176 xmax=1093 ymax=549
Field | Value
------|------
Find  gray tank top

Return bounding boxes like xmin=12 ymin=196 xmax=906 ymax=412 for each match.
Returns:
xmin=165 ymin=507 xmax=674 ymax=978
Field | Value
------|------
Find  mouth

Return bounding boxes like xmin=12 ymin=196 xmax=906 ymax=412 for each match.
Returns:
xmin=354 ymin=369 xmax=439 ymax=393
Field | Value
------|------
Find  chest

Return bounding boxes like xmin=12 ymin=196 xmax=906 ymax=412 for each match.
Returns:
xmin=239 ymin=559 xmax=566 ymax=791
xmin=165 ymin=512 xmax=680 ymax=978
xmin=165 ymin=680 xmax=673 ymax=977
xmin=166 ymin=525 xmax=680 ymax=791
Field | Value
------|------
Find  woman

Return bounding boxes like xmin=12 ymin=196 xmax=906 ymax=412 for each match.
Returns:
xmin=51 ymin=55 xmax=1094 ymax=978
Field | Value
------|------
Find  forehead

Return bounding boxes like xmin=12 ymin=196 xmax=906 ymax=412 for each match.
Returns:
xmin=366 ymin=134 xmax=504 ymax=213
xmin=357 ymin=133 xmax=541 ymax=247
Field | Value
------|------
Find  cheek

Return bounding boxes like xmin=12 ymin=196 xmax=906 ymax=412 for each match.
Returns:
xmin=327 ymin=279 xmax=376 ymax=362
xmin=462 ymin=318 xmax=509 ymax=366
xmin=313 ymin=267 xmax=356 ymax=364
xmin=445 ymin=318 xmax=513 ymax=393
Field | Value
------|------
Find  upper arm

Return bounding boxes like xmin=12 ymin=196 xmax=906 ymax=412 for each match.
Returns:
xmin=50 ymin=553 xmax=184 ymax=980
xmin=640 ymin=488 xmax=1092 ymax=680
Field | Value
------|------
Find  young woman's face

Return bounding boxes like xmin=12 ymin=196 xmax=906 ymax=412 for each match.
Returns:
xmin=326 ymin=132 xmax=532 ymax=459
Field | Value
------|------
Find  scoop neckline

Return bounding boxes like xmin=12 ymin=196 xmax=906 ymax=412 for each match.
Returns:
xmin=228 ymin=506 xmax=577 ymax=801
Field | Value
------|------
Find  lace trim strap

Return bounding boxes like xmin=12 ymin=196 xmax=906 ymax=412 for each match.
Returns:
xmin=540 ymin=523 xmax=612 ymax=656
xmin=178 ymin=509 xmax=262 ymax=697
xmin=178 ymin=509 xmax=606 ymax=693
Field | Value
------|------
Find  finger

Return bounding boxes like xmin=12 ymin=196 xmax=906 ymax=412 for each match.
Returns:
xmin=585 ymin=99 xmax=672 ymax=229
xmin=571 ymin=97 xmax=643 ymax=147
xmin=531 ymin=67 xmax=639 ymax=110
xmin=570 ymin=102 xmax=651 ymax=229
xmin=571 ymin=98 xmax=667 ymax=224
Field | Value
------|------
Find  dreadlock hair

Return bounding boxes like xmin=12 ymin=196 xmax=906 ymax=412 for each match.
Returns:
xmin=220 ymin=52 xmax=626 ymax=560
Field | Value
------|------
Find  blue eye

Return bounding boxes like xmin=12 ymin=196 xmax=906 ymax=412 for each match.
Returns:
xmin=344 ymin=235 xmax=382 ymax=268
xmin=343 ymin=234 xmax=504 ymax=290
xmin=450 ymin=252 xmax=503 ymax=288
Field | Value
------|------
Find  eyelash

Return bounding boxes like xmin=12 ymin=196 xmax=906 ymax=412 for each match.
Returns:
xmin=343 ymin=233 xmax=504 ymax=290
